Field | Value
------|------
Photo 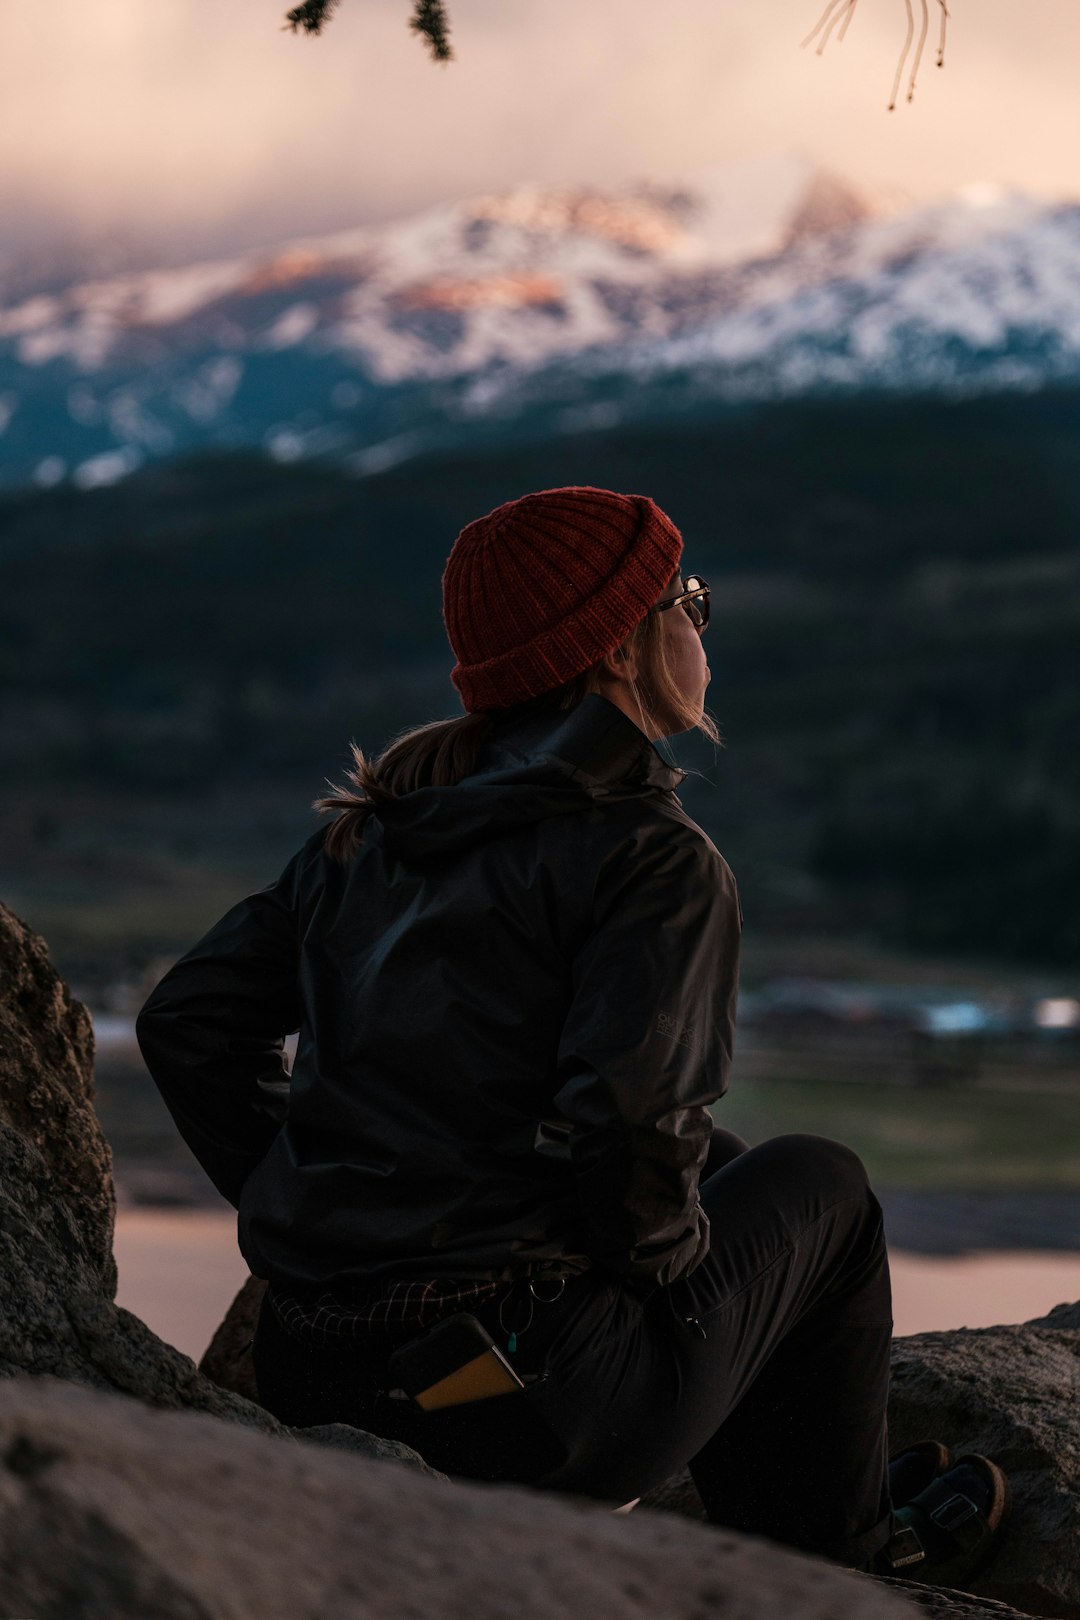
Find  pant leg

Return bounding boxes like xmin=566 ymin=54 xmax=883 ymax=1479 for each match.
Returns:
xmin=679 ymin=1134 xmax=893 ymax=1565
xmin=491 ymin=1133 xmax=892 ymax=1568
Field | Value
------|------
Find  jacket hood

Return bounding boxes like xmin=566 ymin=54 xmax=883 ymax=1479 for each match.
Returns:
xmin=372 ymin=695 xmax=686 ymax=862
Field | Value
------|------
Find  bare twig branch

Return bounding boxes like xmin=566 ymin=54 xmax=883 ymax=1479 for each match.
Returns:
xmin=817 ymin=0 xmax=856 ymax=55
xmin=805 ymin=0 xmax=949 ymax=109
xmin=836 ymin=0 xmax=860 ymax=44
xmin=887 ymin=0 xmax=915 ymax=110
xmin=936 ymin=0 xmax=949 ymax=67
xmin=801 ymin=0 xmax=850 ymax=52
xmin=905 ymin=0 xmax=930 ymax=103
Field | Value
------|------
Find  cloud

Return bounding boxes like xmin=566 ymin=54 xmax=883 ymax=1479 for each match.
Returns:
xmin=1 ymin=0 xmax=1078 ymax=265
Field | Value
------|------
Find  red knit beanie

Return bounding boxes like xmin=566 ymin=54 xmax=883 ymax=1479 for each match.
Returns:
xmin=442 ymin=486 xmax=683 ymax=712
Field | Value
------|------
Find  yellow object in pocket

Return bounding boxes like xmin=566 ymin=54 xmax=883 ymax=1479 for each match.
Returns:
xmin=387 ymin=1313 xmax=526 ymax=1411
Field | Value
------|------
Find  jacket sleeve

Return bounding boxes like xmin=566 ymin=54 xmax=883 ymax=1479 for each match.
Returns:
xmin=135 ymin=842 xmax=312 ymax=1208
xmin=552 ymin=824 xmax=741 ymax=1289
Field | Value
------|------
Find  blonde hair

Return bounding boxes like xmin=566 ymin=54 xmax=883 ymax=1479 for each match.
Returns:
xmin=316 ymin=606 xmax=720 ymax=861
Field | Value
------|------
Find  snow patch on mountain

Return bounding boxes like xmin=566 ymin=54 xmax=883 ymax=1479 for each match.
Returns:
xmin=0 ymin=153 xmax=865 ymax=384
xmin=2 ymin=156 xmax=1079 ymax=489
xmin=657 ymin=205 xmax=1080 ymax=380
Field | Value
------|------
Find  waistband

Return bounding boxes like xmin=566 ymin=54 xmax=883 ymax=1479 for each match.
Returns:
xmin=268 ymin=1276 xmax=511 ymax=1345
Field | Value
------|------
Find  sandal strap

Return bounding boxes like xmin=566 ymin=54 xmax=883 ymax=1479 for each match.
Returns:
xmin=929 ymin=1491 xmax=984 ymax=1552
xmin=876 ymin=1495 xmax=988 ymax=1573
xmin=876 ymin=1455 xmax=1008 ymax=1584
xmin=893 ymin=1471 xmax=996 ymax=1569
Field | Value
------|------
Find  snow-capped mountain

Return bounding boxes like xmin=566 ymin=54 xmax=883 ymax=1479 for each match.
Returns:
xmin=0 ymin=155 xmax=1076 ymax=491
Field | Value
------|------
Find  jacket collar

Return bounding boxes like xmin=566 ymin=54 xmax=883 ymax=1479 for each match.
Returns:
xmin=489 ymin=694 xmax=686 ymax=798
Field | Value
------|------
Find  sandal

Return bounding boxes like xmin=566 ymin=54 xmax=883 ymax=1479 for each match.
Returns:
xmin=876 ymin=1453 xmax=1012 ymax=1587
xmin=889 ymin=1440 xmax=951 ymax=1507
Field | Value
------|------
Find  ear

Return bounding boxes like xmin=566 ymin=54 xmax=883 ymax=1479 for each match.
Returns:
xmin=595 ymin=639 xmax=639 ymax=686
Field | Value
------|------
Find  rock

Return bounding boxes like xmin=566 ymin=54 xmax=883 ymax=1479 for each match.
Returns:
xmin=0 ymin=900 xmax=433 ymax=1482
xmin=0 ymin=1376 xmax=920 ymax=1620
xmin=0 ymin=899 xmax=116 ymax=1299
xmin=639 ymin=1469 xmax=707 ymax=1521
xmin=1028 ymin=1301 xmax=1080 ymax=1332
xmin=880 ymin=1580 xmax=1048 ymax=1619
xmin=0 ymin=902 xmax=272 ymax=1429
xmin=643 ymin=1302 xmax=1080 ymax=1618
xmin=889 ymin=1311 xmax=1080 ymax=1619
xmin=198 ymin=1274 xmax=266 ymax=1403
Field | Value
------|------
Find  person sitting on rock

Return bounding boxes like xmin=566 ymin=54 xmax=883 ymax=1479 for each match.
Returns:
xmin=137 ymin=485 xmax=1010 ymax=1584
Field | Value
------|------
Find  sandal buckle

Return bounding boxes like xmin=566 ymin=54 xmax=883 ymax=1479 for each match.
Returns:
xmin=931 ymin=1494 xmax=977 ymax=1531
xmin=929 ymin=1492 xmax=983 ymax=1551
xmin=883 ymin=1525 xmax=926 ymax=1569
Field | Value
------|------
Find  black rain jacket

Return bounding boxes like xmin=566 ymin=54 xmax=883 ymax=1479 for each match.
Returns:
xmin=136 ymin=694 xmax=742 ymax=1292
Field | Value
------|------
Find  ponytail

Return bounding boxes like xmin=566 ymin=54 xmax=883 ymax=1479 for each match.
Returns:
xmin=315 ymin=711 xmax=495 ymax=861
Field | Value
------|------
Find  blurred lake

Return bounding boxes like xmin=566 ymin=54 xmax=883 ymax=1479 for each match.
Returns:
xmin=114 ymin=1203 xmax=1080 ymax=1365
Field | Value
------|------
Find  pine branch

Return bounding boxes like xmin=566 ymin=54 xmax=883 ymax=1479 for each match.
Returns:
xmin=410 ymin=0 xmax=453 ymax=61
xmin=283 ymin=0 xmax=453 ymax=59
xmin=283 ymin=0 xmax=340 ymax=34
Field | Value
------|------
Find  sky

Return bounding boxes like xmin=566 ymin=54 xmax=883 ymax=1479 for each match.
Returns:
xmin=2 ymin=0 xmax=1080 ymax=270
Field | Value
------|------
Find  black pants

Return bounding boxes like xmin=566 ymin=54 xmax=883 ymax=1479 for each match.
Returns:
xmin=252 ymin=1130 xmax=894 ymax=1569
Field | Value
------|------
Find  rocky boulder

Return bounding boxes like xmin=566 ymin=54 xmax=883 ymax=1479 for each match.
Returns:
xmin=0 ymin=900 xmax=278 ymax=1427
xmin=0 ymin=1376 xmax=921 ymax=1620
xmin=199 ymin=1273 xmax=266 ymax=1403
xmin=888 ymin=1305 xmax=1080 ymax=1619
xmin=640 ymin=1306 xmax=1080 ymax=1620
xmin=0 ymin=900 xmax=430 ymax=1480
xmin=883 ymin=1585 xmax=1057 ymax=1620
xmin=641 ymin=1301 xmax=1080 ymax=1620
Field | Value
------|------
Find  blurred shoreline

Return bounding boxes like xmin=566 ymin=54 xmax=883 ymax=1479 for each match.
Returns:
xmin=93 ymin=1012 xmax=1080 ymax=1258
xmin=112 ymin=1206 xmax=1080 ymax=1365
xmin=112 ymin=1175 xmax=1080 ymax=1260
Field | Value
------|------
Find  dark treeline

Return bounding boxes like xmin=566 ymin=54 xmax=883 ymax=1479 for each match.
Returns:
xmin=2 ymin=390 xmax=1078 ymax=966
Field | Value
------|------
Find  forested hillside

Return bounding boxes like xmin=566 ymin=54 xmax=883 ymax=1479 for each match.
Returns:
xmin=2 ymin=388 xmax=1078 ymax=974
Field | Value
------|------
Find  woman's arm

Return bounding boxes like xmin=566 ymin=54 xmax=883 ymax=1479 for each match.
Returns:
xmin=135 ymin=842 xmax=312 ymax=1208
xmin=553 ymin=823 xmax=741 ymax=1289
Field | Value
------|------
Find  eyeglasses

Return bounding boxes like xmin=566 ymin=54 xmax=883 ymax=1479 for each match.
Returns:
xmin=652 ymin=575 xmax=710 ymax=631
